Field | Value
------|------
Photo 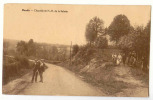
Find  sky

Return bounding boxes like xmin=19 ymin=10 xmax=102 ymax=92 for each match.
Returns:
xmin=4 ymin=4 xmax=151 ymax=45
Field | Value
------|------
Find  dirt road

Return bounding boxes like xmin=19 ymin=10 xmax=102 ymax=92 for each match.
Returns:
xmin=3 ymin=63 xmax=105 ymax=96
xmin=113 ymin=65 xmax=149 ymax=97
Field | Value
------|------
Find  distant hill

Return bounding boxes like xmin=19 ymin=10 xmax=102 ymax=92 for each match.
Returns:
xmin=3 ymin=38 xmax=70 ymax=50
xmin=3 ymin=39 xmax=19 ymax=50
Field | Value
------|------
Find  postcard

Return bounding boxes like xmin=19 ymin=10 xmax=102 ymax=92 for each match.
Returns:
xmin=3 ymin=4 xmax=151 ymax=97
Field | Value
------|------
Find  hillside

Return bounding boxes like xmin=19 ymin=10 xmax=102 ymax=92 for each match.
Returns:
xmin=60 ymin=47 xmax=149 ymax=96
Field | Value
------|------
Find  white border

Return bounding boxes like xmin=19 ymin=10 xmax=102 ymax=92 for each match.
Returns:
xmin=0 ymin=0 xmax=152 ymax=100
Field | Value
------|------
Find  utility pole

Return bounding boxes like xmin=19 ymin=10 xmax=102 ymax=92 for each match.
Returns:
xmin=69 ymin=41 xmax=72 ymax=67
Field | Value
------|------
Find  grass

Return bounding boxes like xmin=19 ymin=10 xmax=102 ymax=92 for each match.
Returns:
xmin=3 ymin=55 xmax=34 ymax=85
xmin=79 ymin=65 xmax=139 ymax=95
xmin=60 ymin=47 xmax=149 ymax=96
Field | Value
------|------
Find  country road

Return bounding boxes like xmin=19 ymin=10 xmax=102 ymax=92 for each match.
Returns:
xmin=3 ymin=63 xmax=105 ymax=96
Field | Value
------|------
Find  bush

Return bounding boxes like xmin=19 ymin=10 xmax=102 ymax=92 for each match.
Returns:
xmin=72 ymin=44 xmax=96 ymax=67
xmin=72 ymin=44 xmax=79 ymax=57
xmin=95 ymin=36 xmax=108 ymax=49
xmin=3 ymin=61 xmax=20 ymax=85
xmin=3 ymin=55 xmax=32 ymax=85
xmin=15 ymin=55 xmax=29 ymax=69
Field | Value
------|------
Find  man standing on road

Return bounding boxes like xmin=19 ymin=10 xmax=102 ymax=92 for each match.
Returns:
xmin=31 ymin=59 xmax=40 ymax=83
xmin=38 ymin=59 xmax=45 ymax=83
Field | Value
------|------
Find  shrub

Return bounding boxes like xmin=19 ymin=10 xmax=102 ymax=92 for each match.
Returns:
xmin=15 ymin=55 xmax=29 ymax=68
xmin=3 ymin=55 xmax=32 ymax=85
xmin=72 ymin=44 xmax=96 ymax=67
xmin=95 ymin=37 xmax=108 ymax=49
xmin=3 ymin=62 xmax=19 ymax=85
xmin=72 ymin=44 xmax=79 ymax=57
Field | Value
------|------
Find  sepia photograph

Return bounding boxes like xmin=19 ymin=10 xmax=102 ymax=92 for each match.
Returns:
xmin=2 ymin=4 xmax=151 ymax=97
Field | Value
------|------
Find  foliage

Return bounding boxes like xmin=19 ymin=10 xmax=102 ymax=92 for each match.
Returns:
xmin=3 ymin=56 xmax=33 ymax=85
xmin=108 ymin=14 xmax=131 ymax=43
xmin=73 ymin=45 xmax=96 ymax=66
xmin=57 ymin=47 xmax=67 ymax=61
xmin=27 ymin=39 xmax=36 ymax=56
xmin=15 ymin=39 xmax=69 ymax=61
xmin=3 ymin=41 xmax=9 ymax=55
xmin=16 ymin=39 xmax=36 ymax=56
xmin=72 ymin=44 xmax=79 ymax=57
xmin=95 ymin=36 xmax=108 ymax=49
xmin=118 ymin=21 xmax=151 ymax=70
xmin=14 ymin=55 xmax=29 ymax=68
xmin=118 ymin=31 xmax=136 ymax=51
xmin=16 ymin=41 xmax=28 ymax=55
xmin=143 ymin=21 xmax=151 ymax=57
xmin=85 ymin=16 xmax=104 ymax=45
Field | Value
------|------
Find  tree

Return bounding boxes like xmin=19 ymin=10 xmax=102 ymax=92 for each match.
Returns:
xmin=118 ymin=32 xmax=135 ymax=51
xmin=16 ymin=41 xmax=27 ymax=55
xmin=142 ymin=21 xmax=151 ymax=67
xmin=27 ymin=39 xmax=36 ymax=56
xmin=144 ymin=21 xmax=151 ymax=47
xmin=133 ymin=26 xmax=145 ymax=58
xmin=3 ymin=41 xmax=9 ymax=49
xmin=108 ymin=14 xmax=131 ymax=44
xmin=133 ymin=23 xmax=150 ymax=71
xmin=58 ymin=47 xmax=67 ymax=61
xmin=118 ymin=26 xmax=144 ymax=57
xmin=95 ymin=36 xmax=108 ymax=49
xmin=118 ymin=23 xmax=150 ymax=64
xmin=144 ymin=21 xmax=151 ymax=37
xmin=72 ymin=44 xmax=79 ymax=56
xmin=3 ymin=41 xmax=9 ymax=55
xmin=42 ymin=46 xmax=49 ymax=59
xmin=28 ymin=39 xmax=34 ymax=44
xmin=52 ymin=46 xmax=58 ymax=54
xmin=85 ymin=16 xmax=104 ymax=46
xmin=51 ymin=46 xmax=58 ymax=60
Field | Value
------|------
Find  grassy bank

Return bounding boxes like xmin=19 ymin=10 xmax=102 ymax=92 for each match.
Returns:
xmin=3 ymin=55 xmax=34 ymax=85
xmin=59 ymin=47 xmax=149 ymax=96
